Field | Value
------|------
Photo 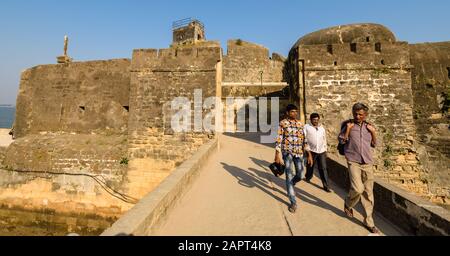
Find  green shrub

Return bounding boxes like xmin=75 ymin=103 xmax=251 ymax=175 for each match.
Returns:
xmin=120 ymin=157 xmax=129 ymax=165
xmin=384 ymin=159 xmax=392 ymax=168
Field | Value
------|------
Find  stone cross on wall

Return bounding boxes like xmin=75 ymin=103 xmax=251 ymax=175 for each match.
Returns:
xmin=57 ymin=35 xmax=72 ymax=64
xmin=64 ymin=35 xmax=68 ymax=56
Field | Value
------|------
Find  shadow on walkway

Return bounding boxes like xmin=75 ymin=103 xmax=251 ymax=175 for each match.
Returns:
xmin=219 ymin=132 xmax=402 ymax=235
xmin=249 ymin=157 xmax=368 ymax=220
xmin=220 ymin=161 xmax=366 ymax=229
xmin=220 ymin=162 xmax=289 ymax=207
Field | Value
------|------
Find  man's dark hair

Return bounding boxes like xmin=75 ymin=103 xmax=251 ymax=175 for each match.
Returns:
xmin=310 ymin=113 xmax=320 ymax=119
xmin=352 ymin=103 xmax=369 ymax=113
xmin=286 ymin=104 xmax=298 ymax=112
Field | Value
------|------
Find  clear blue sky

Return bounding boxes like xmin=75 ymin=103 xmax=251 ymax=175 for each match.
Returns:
xmin=1 ymin=0 xmax=449 ymax=105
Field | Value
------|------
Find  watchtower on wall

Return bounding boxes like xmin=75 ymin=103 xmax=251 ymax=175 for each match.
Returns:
xmin=172 ymin=18 xmax=205 ymax=46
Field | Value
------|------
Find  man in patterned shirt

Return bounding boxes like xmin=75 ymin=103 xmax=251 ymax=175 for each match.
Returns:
xmin=275 ymin=104 xmax=306 ymax=213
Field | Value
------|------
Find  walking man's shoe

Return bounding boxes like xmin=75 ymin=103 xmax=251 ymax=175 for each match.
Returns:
xmin=288 ymin=203 xmax=297 ymax=213
xmin=292 ymin=176 xmax=301 ymax=186
xmin=366 ymin=226 xmax=380 ymax=234
xmin=344 ymin=204 xmax=354 ymax=218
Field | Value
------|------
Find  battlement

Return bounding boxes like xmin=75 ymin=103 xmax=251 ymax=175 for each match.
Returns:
xmin=24 ymin=59 xmax=131 ymax=74
xmin=297 ymin=41 xmax=411 ymax=69
xmin=131 ymin=45 xmax=222 ymax=71
xmin=223 ymin=39 xmax=286 ymax=84
xmin=225 ymin=40 xmax=272 ymax=62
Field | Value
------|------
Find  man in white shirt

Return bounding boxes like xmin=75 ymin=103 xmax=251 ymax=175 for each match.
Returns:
xmin=304 ymin=113 xmax=331 ymax=192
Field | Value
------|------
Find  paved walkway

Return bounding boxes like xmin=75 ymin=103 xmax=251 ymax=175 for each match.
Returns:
xmin=0 ymin=129 xmax=13 ymax=147
xmin=155 ymin=133 xmax=404 ymax=236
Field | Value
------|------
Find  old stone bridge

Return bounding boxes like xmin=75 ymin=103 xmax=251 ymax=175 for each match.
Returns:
xmin=102 ymin=133 xmax=448 ymax=236
xmin=1 ymin=21 xmax=449 ymax=236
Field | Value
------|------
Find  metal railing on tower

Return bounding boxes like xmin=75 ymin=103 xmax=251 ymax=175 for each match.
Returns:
xmin=172 ymin=18 xmax=204 ymax=31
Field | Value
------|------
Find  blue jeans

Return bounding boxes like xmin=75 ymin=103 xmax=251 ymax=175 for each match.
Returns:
xmin=282 ymin=152 xmax=304 ymax=205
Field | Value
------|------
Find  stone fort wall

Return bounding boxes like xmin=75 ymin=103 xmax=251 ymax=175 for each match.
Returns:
xmin=0 ymin=23 xmax=448 ymax=219
xmin=410 ymin=42 xmax=450 ymax=204
xmin=0 ymin=43 xmax=223 ymax=217
xmin=1 ymin=59 xmax=132 ymax=218
xmin=223 ymin=40 xmax=285 ymax=83
xmin=292 ymin=41 xmax=429 ymax=196
xmin=14 ymin=59 xmax=131 ymax=138
xmin=125 ymin=44 xmax=222 ymax=199
xmin=222 ymin=40 xmax=289 ymax=132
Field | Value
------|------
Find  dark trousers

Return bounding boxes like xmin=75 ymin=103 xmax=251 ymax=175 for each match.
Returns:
xmin=305 ymin=152 xmax=329 ymax=188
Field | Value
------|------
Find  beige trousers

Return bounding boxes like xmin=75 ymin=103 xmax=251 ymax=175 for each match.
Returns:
xmin=345 ymin=161 xmax=375 ymax=227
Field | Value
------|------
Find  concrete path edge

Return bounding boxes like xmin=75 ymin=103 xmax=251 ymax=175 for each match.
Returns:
xmin=101 ymin=137 xmax=218 ymax=236
xmin=327 ymin=154 xmax=450 ymax=236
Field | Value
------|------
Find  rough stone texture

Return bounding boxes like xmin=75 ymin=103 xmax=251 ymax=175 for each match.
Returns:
xmin=288 ymin=24 xmax=433 ymax=199
xmin=295 ymin=42 xmax=426 ymax=194
xmin=0 ymin=129 xmax=9 ymax=164
xmin=101 ymin=138 xmax=218 ymax=236
xmin=0 ymin=147 xmax=5 ymax=166
xmin=14 ymin=59 xmax=131 ymax=138
xmin=1 ymin=42 xmax=222 ymax=219
xmin=0 ymin=134 xmax=130 ymax=218
xmin=410 ymin=42 xmax=450 ymax=203
xmin=125 ymin=44 xmax=221 ymax=199
xmin=0 ymin=42 xmax=222 ymax=217
xmin=0 ymin=207 xmax=115 ymax=236
xmin=222 ymin=40 xmax=288 ymax=131
xmin=3 ymin=134 xmax=127 ymax=182
xmin=288 ymin=23 xmax=450 ymax=207
xmin=1 ymin=60 xmax=134 ymax=220
xmin=223 ymin=40 xmax=286 ymax=83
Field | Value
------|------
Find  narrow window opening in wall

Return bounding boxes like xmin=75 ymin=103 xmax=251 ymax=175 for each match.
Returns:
xmin=366 ymin=37 xmax=370 ymax=42
xmin=327 ymin=44 xmax=333 ymax=55
xmin=426 ymin=83 xmax=434 ymax=89
xmin=334 ymin=61 xmax=338 ymax=66
xmin=79 ymin=106 xmax=85 ymax=112
xmin=350 ymin=43 xmax=357 ymax=53
xmin=123 ymin=106 xmax=130 ymax=112
xmin=375 ymin=43 xmax=382 ymax=52
xmin=198 ymin=34 xmax=202 ymax=40
xmin=447 ymin=67 xmax=450 ymax=79
xmin=381 ymin=59 xmax=385 ymax=65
